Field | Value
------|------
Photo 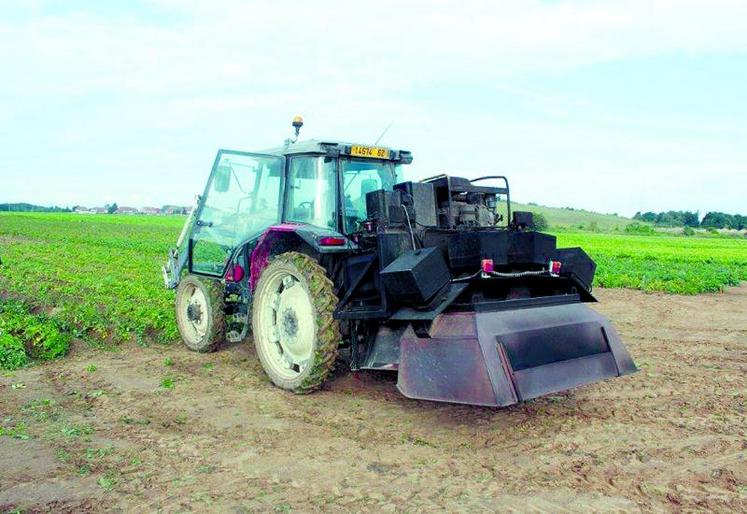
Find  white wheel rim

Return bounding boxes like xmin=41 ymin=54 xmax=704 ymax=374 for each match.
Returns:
xmin=179 ymin=283 xmax=209 ymax=345
xmin=257 ymin=269 xmax=315 ymax=379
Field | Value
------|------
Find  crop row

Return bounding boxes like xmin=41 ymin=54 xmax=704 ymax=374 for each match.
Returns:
xmin=0 ymin=213 xmax=183 ymax=350
xmin=1 ymin=213 xmax=746 ymax=363
xmin=556 ymin=232 xmax=747 ymax=294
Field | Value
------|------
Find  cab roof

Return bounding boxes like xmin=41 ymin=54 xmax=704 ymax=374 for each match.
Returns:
xmin=258 ymin=139 xmax=413 ymax=164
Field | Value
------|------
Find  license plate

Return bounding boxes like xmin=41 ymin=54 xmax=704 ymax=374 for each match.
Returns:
xmin=350 ymin=145 xmax=390 ymax=159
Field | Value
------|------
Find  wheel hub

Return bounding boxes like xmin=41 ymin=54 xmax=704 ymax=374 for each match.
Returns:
xmin=186 ymin=303 xmax=203 ymax=322
xmin=281 ymin=309 xmax=299 ymax=340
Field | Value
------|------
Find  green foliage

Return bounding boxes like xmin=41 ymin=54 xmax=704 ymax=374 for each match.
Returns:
xmin=634 ymin=211 xmax=657 ymax=223
xmin=0 ymin=333 xmax=28 ymax=370
xmin=98 ymin=471 xmax=118 ymax=491
xmin=61 ymin=423 xmax=94 ymax=437
xmin=683 ymin=226 xmax=695 ymax=236
xmin=701 ymin=211 xmax=746 ymax=230
xmin=625 ymin=222 xmax=656 ymax=235
xmin=23 ymin=320 xmax=70 ymax=360
xmin=160 ymin=376 xmax=175 ymax=389
xmin=22 ymin=398 xmax=59 ymax=422
xmin=0 ymin=299 xmax=70 ymax=369
xmin=0 ymin=202 xmax=70 ymax=213
xmin=530 ymin=212 xmax=548 ymax=231
xmin=0 ymin=420 xmax=30 ymax=440
xmin=556 ymin=232 xmax=747 ymax=294
xmin=634 ymin=210 xmax=700 ymax=227
xmin=0 ymin=213 xmax=182 ymax=348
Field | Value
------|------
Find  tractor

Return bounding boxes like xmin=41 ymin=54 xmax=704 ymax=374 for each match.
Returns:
xmin=163 ymin=117 xmax=636 ymax=406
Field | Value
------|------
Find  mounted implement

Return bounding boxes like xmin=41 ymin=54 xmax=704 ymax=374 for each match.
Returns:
xmin=164 ymin=117 xmax=636 ymax=406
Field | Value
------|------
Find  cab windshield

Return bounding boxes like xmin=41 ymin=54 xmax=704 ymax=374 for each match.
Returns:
xmin=341 ymin=158 xmax=402 ymax=233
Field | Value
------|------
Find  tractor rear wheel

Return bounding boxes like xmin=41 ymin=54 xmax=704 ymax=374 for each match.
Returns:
xmin=252 ymin=252 xmax=340 ymax=393
xmin=175 ymin=275 xmax=224 ymax=352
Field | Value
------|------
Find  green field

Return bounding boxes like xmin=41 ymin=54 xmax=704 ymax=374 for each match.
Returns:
xmin=1 ymin=212 xmax=746 ymax=368
xmin=0 ymin=214 xmax=184 ymax=356
xmin=556 ymin=232 xmax=747 ymax=294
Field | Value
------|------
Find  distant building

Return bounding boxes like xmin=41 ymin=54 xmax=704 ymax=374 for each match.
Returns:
xmin=73 ymin=206 xmax=89 ymax=213
xmin=141 ymin=207 xmax=160 ymax=215
xmin=163 ymin=206 xmax=187 ymax=215
xmin=116 ymin=206 xmax=138 ymax=214
xmin=90 ymin=207 xmax=107 ymax=214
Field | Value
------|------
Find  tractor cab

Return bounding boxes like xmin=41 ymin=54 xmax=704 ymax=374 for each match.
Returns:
xmin=163 ymin=134 xmax=412 ymax=289
xmin=271 ymin=142 xmax=408 ymax=235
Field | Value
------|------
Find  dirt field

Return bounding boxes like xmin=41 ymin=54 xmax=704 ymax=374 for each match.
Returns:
xmin=1 ymin=286 xmax=746 ymax=513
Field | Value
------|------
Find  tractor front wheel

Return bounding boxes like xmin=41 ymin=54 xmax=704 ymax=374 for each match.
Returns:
xmin=252 ymin=252 xmax=340 ymax=393
xmin=175 ymin=275 xmax=224 ymax=352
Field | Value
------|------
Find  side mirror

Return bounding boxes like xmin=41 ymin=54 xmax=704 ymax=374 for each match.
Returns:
xmin=214 ymin=165 xmax=231 ymax=192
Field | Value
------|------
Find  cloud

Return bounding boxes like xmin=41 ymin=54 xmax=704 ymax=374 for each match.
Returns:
xmin=4 ymin=1 xmax=747 ymax=97
xmin=0 ymin=1 xmax=745 ymax=213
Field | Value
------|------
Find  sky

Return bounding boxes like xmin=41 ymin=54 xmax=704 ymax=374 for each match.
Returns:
xmin=0 ymin=0 xmax=745 ymax=216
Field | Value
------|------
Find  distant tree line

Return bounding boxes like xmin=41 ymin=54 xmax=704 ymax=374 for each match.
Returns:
xmin=0 ymin=203 xmax=70 ymax=213
xmin=633 ymin=210 xmax=699 ymax=227
xmin=700 ymin=212 xmax=747 ymax=230
xmin=633 ymin=210 xmax=746 ymax=230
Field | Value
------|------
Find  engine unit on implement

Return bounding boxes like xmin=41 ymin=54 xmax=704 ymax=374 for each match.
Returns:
xmin=163 ymin=117 xmax=636 ymax=407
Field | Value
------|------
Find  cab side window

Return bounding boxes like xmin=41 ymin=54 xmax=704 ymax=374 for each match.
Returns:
xmin=191 ymin=152 xmax=283 ymax=275
xmin=284 ymin=156 xmax=338 ymax=230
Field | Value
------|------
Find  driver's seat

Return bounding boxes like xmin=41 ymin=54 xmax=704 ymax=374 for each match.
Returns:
xmin=356 ymin=179 xmax=379 ymax=216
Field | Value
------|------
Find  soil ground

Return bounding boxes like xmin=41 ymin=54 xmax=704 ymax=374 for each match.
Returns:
xmin=1 ymin=286 xmax=746 ymax=512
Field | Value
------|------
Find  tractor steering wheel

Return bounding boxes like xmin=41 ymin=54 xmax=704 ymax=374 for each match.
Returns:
xmin=295 ymin=201 xmax=314 ymax=220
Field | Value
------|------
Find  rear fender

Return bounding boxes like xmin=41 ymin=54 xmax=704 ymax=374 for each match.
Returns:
xmin=248 ymin=224 xmax=355 ymax=290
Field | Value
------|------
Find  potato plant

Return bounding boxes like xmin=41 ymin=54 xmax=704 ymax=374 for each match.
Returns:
xmin=557 ymin=232 xmax=747 ymax=294
xmin=0 ymin=212 xmax=746 ymax=370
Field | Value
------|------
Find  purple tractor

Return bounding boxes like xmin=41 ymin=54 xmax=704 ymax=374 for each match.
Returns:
xmin=163 ymin=118 xmax=636 ymax=406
